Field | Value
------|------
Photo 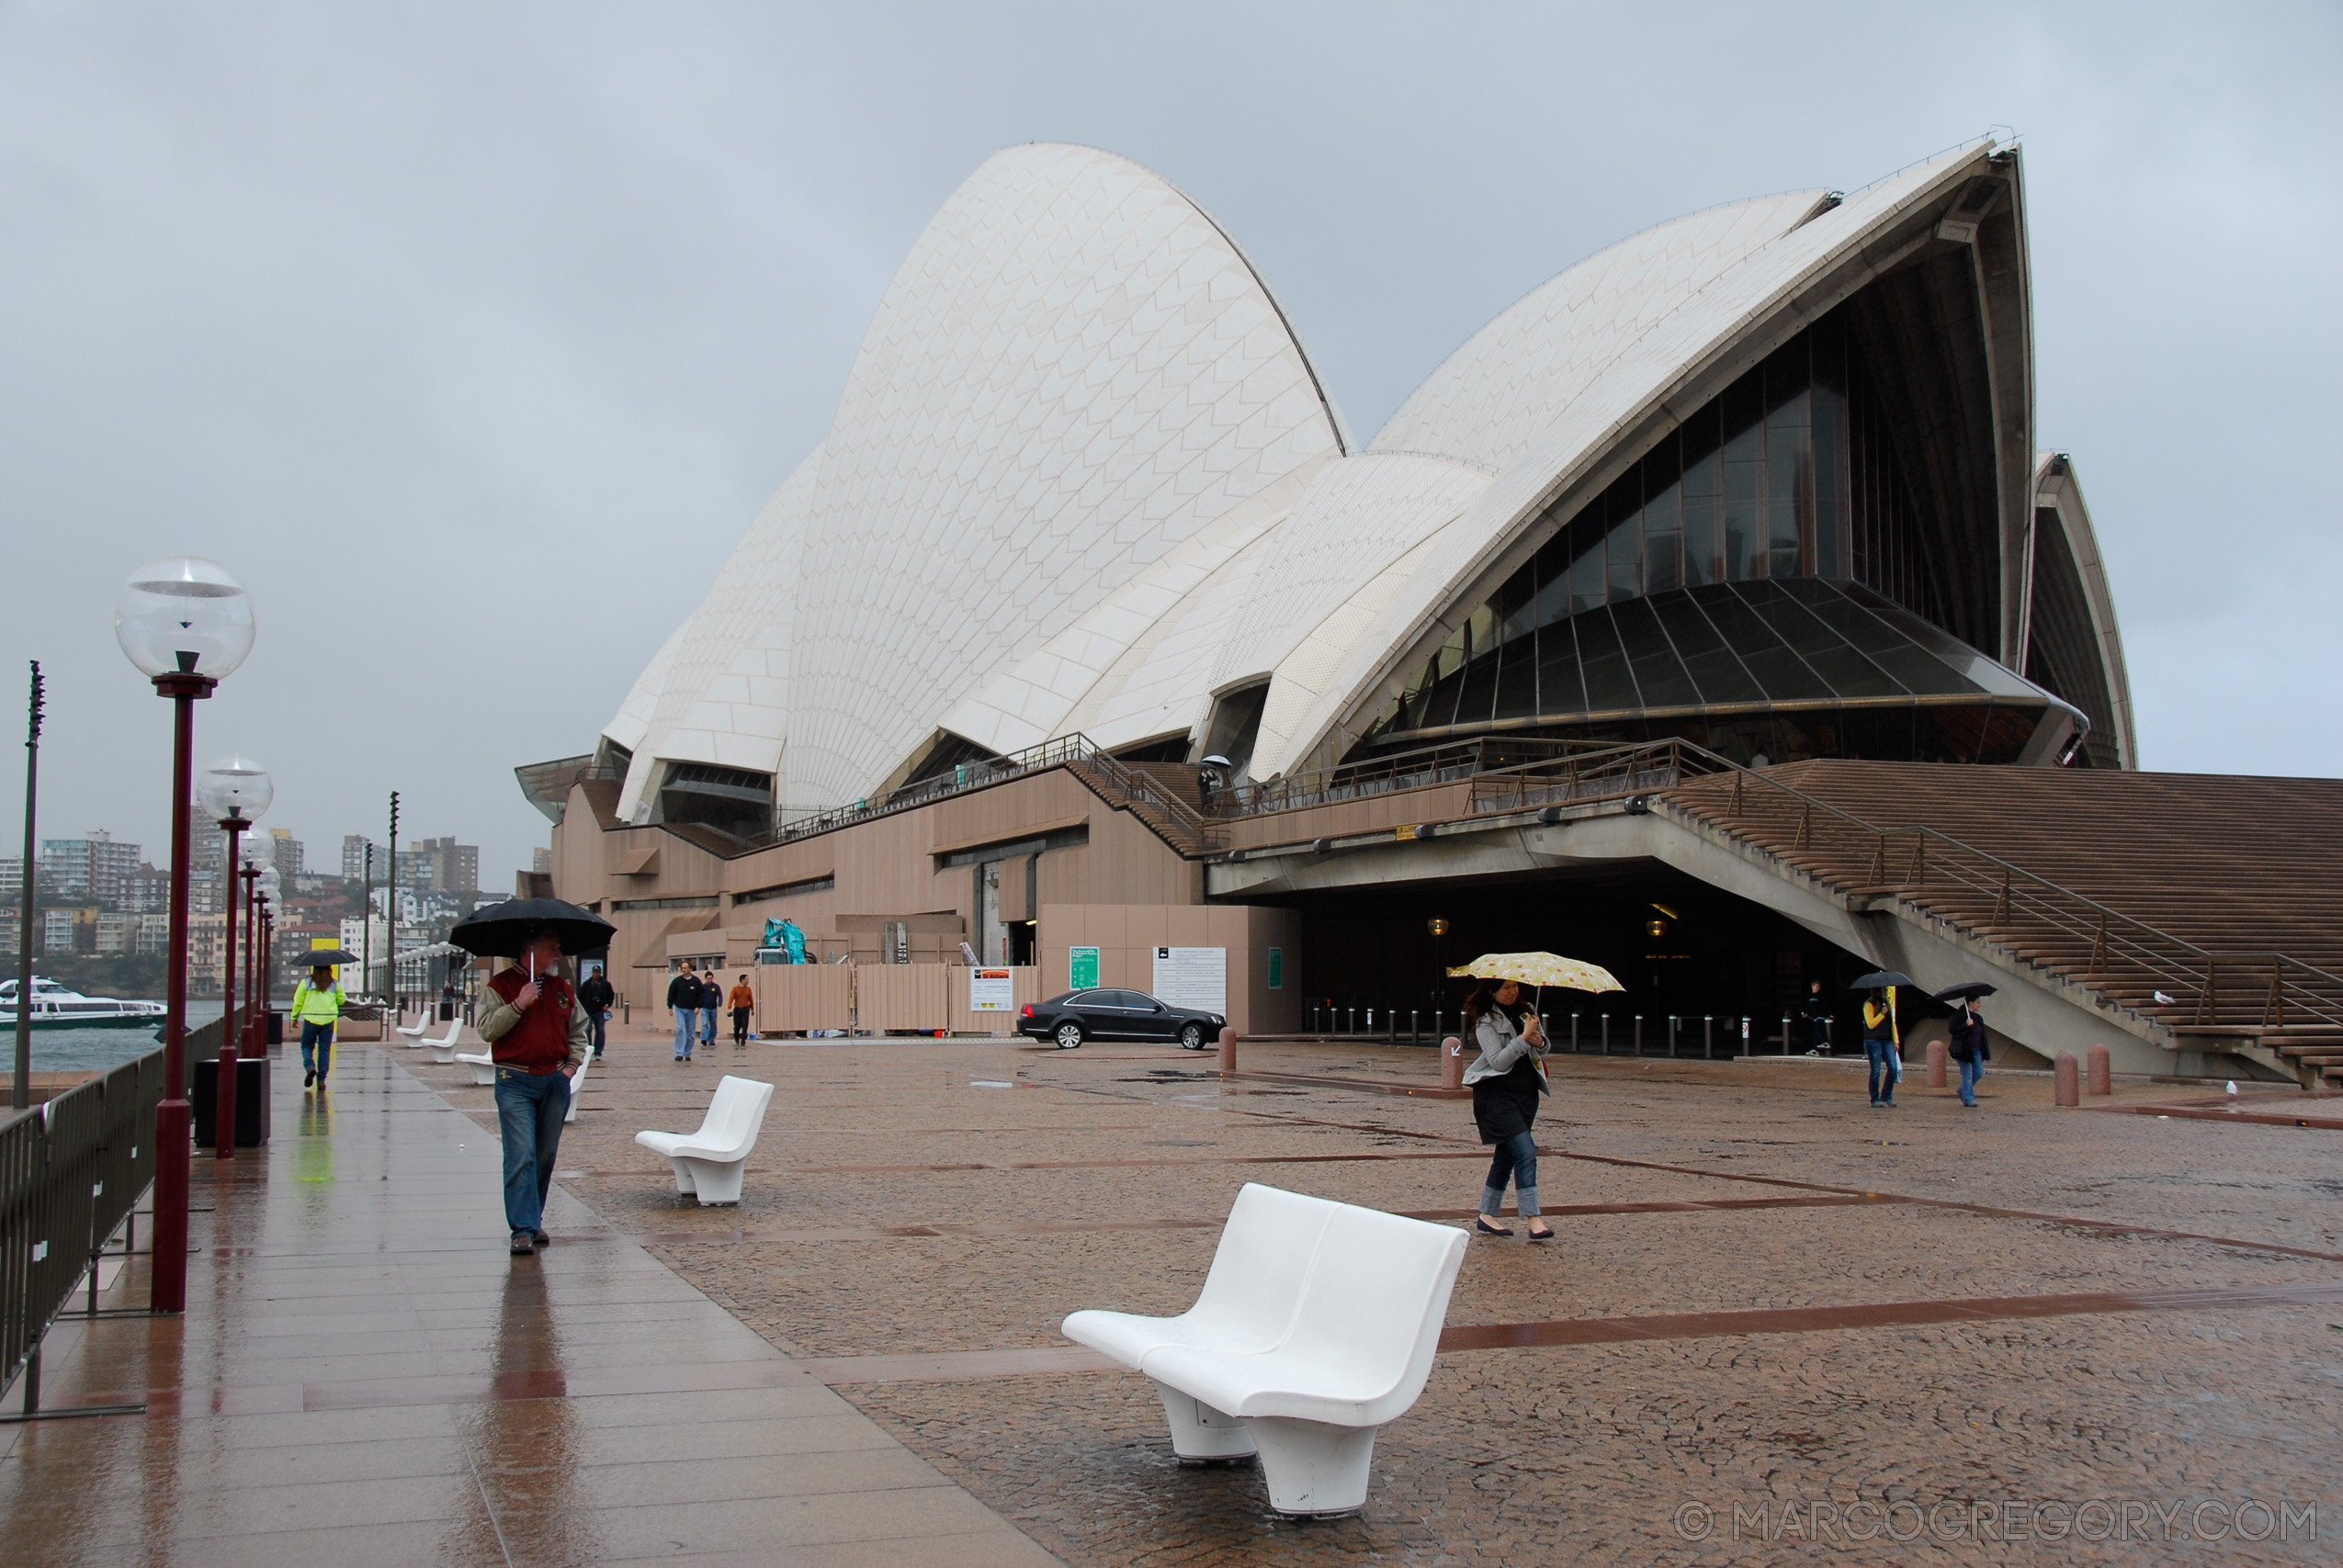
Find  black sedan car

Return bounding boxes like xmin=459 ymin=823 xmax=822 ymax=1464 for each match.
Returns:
xmin=1018 ymin=988 xmax=1226 ymax=1051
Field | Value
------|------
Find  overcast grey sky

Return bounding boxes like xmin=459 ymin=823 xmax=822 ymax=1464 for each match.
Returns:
xmin=4 ymin=2 xmax=2337 ymax=890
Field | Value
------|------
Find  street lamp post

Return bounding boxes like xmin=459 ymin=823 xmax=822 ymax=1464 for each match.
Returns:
xmin=116 ymin=558 xmax=255 ymax=1314
xmin=199 ymin=760 xmax=271 ymax=1163
xmin=240 ymin=853 xmax=261 ymax=1054
xmin=255 ymin=864 xmax=279 ymax=1049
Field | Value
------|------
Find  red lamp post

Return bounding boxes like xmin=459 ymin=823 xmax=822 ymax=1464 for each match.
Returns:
xmin=199 ymin=762 xmax=270 ymax=1161
xmin=116 ymin=559 xmax=255 ymax=1315
xmin=240 ymin=858 xmax=262 ymax=1055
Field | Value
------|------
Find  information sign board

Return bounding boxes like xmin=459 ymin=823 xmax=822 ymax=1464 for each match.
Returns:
xmin=1069 ymin=946 xmax=1100 ymax=990
xmin=969 ymin=968 xmax=1014 ymax=1012
xmin=1152 ymin=945 xmax=1227 ymax=1014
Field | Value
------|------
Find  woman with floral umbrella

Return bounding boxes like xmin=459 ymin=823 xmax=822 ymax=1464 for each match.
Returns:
xmin=1449 ymin=953 xmax=1623 ymax=1242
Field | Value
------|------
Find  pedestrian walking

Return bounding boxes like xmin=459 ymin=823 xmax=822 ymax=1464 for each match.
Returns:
xmin=1948 ymin=998 xmax=1990 ymax=1107
xmin=1462 ymin=979 xmax=1555 ymax=1242
xmin=289 ymin=963 xmax=345 ymax=1089
xmin=667 ymin=964 xmax=699 ymax=1061
xmin=579 ymin=963 xmax=615 ymax=1060
xmin=1862 ymin=987 xmax=1900 ymax=1107
xmin=728 ymin=973 xmax=754 ymax=1047
xmin=476 ymin=929 xmax=588 ymax=1256
xmin=697 ymin=967 xmax=720 ymax=1048
xmin=1800 ymin=979 xmax=1831 ymax=1055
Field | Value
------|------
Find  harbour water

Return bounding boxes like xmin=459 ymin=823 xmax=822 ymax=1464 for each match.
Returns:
xmin=17 ymin=1000 xmax=223 ymax=1076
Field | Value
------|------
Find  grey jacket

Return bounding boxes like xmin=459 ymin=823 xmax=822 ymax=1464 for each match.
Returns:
xmin=1462 ymin=1008 xmax=1549 ymax=1092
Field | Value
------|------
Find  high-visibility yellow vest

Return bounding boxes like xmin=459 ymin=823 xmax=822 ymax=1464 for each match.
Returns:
xmin=290 ymin=980 xmax=345 ymax=1025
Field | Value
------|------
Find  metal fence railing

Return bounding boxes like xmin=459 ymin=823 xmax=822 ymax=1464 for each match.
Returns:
xmin=1 ymin=1048 xmax=163 ymax=1422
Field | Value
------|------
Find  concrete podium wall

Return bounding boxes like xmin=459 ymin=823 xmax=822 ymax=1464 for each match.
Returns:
xmin=1037 ymin=903 xmax=1299 ymax=1037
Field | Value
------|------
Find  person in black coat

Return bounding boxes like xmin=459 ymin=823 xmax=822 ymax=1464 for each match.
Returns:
xmin=1948 ymin=998 xmax=1990 ymax=1108
xmin=666 ymin=964 xmax=700 ymax=1062
xmin=579 ymin=965 xmax=616 ymax=1060
xmin=1461 ymin=979 xmax=1555 ymax=1241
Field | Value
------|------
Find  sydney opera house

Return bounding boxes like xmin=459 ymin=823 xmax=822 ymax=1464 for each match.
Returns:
xmin=516 ymin=138 xmax=2343 ymax=1085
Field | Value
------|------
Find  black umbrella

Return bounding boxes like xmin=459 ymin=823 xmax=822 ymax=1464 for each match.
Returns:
xmin=449 ymin=897 xmax=617 ymax=961
xmin=1933 ymin=981 xmax=1997 ymax=1003
xmin=1849 ymin=970 xmax=1918 ymax=990
xmin=297 ymin=948 xmax=358 ymax=967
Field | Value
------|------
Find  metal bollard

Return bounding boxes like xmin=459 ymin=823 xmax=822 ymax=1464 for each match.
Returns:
xmin=1634 ymin=1014 xmax=1644 ymax=1055
xmin=1346 ymin=1007 xmax=1356 ymax=1034
xmin=1410 ymin=1009 xmax=1421 ymax=1047
xmin=1442 ymin=1035 xmax=1466 ymax=1090
xmin=1668 ymin=1015 xmax=1679 ymax=1056
xmin=1218 ymin=1026 xmax=1237 ymax=1073
xmin=2087 ymin=1043 xmax=2111 ymax=1096
xmin=2054 ymin=1050 xmax=2079 ymax=1107
xmin=1570 ymin=1013 xmax=1580 ymax=1053
xmin=1703 ymin=1015 xmax=1714 ymax=1057
xmin=1928 ymin=1038 xmax=1949 ymax=1089
xmin=1600 ymin=1014 xmax=1611 ymax=1054
xmin=1781 ymin=1012 xmax=1792 ymax=1055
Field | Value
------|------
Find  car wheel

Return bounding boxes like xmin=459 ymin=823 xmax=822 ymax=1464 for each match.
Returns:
xmin=1179 ymin=1023 xmax=1205 ymax=1051
xmin=1054 ymin=1021 xmax=1084 ymax=1050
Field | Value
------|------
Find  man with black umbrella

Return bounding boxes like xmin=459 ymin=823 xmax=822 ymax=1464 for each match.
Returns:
xmin=477 ymin=928 xmax=590 ymax=1255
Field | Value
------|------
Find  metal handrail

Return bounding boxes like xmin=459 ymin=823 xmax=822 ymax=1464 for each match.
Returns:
xmin=1 ymin=1049 xmax=163 ymax=1415
xmin=1671 ymin=761 xmax=2343 ymax=1036
xmin=756 ymin=734 xmax=1222 ymax=853
xmin=1218 ymin=737 xmax=1597 ymax=818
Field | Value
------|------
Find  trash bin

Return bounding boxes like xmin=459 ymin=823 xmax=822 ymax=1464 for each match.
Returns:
xmin=266 ymin=1010 xmax=284 ymax=1045
xmin=193 ymin=1055 xmax=271 ymax=1147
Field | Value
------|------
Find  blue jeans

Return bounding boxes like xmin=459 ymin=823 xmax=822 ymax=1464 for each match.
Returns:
xmin=300 ymin=1020 xmax=334 ymax=1080
xmin=1479 ymin=1131 xmax=1541 ymax=1219
xmin=1866 ymin=1039 xmax=1897 ymax=1102
xmin=493 ymin=1067 xmax=570 ymax=1237
xmin=1958 ymin=1055 xmax=1984 ymax=1106
xmin=589 ymin=1010 xmax=607 ymax=1058
xmin=673 ymin=1007 xmax=695 ymax=1057
xmin=700 ymin=1006 xmax=719 ymax=1044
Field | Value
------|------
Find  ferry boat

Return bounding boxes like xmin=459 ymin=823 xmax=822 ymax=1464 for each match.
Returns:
xmin=0 ymin=976 xmax=168 ymax=1029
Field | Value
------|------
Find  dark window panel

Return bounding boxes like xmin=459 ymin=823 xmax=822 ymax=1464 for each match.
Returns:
xmin=1534 ymin=618 xmax=1588 ymax=716
xmin=1572 ymin=607 xmax=1643 ymax=715
xmin=1701 ymin=585 xmax=1835 ymax=701
xmin=1681 ymin=421 xmax=1720 ymax=588
xmin=1775 ymin=580 xmax=1971 ymax=695
xmin=1493 ymin=625 xmax=1539 ymax=719
xmin=1736 ymin=580 xmax=1904 ymax=697
xmin=1647 ymin=590 xmax=1768 ymax=705
xmin=1609 ymin=596 xmax=1703 ymax=709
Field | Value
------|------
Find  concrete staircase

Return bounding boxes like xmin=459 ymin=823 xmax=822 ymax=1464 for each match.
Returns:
xmin=1660 ymin=761 xmax=2343 ymax=1087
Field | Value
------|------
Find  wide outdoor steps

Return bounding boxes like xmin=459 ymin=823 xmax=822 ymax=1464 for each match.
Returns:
xmin=1660 ymin=761 xmax=2343 ymax=1055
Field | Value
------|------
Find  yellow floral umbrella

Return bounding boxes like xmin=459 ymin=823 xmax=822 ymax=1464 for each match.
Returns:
xmin=1446 ymin=952 xmax=1624 ymax=993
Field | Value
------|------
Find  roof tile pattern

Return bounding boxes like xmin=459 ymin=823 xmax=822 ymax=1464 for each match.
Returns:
xmin=612 ymin=451 xmax=819 ymax=819
xmin=1370 ymin=192 xmax=1822 ymax=471
xmin=778 ymin=143 xmax=1342 ymax=809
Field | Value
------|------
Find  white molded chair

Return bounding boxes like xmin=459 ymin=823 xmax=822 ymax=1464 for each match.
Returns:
xmin=423 ymin=1019 xmax=464 ymax=1062
xmin=1063 ymin=1183 xmax=1466 ymax=1517
xmin=453 ymin=1051 xmax=496 ymax=1086
xmin=634 ymin=1075 xmax=774 ymax=1206
xmin=395 ymin=1009 xmax=430 ymax=1043
xmin=563 ymin=1052 xmax=589 ymax=1123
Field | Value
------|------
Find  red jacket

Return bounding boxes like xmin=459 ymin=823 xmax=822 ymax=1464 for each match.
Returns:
xmin=481 ymin=967 xmax=584 ymax=1075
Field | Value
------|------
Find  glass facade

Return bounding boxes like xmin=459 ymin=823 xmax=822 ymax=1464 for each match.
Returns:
xmin=1364 ymin=576 xmax=2065 ymax=764
xmin=1357 ymin=306 xmax=2054 ymax=765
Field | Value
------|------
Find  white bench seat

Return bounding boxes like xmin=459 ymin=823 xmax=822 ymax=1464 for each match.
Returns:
xmin=453 ymin=1051 xmax=496 ymax=1086
xmin=1063 ymin=1182 xmax=1466 ymax=1517
xmin=420 ymin=1019 xmax=463 ymax=1062
xmin=635 ymin=1075 xmax=774 ymax=1206
xmin=563 ymin=1052 xmax=589 ymax=1122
